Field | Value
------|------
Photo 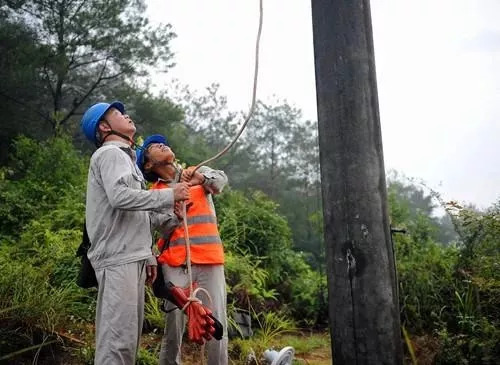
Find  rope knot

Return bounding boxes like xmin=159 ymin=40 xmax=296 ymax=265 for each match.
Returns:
xmin=181 ymin=296 xmax=202 ymax=312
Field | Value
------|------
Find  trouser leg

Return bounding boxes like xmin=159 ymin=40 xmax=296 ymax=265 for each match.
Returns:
xmin=158 ymin=264 xmax=228 ymax=365
xmin=193 ymin=264 xmax=228 ymax=365
xmin=159 ymin=265 xmax=188 ymax=365
xmin=94 ymin=260 xmax=146 ymax=365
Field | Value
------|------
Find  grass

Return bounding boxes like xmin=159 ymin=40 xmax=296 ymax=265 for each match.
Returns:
xmin=229 ymin=331 xmax=331 ymax=365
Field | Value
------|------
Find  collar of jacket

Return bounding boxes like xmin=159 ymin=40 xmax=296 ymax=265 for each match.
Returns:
xmin=157 ymin=167 xmax=182 ymax=184
xmin=102 ymin=140 xmax=136 ymax=162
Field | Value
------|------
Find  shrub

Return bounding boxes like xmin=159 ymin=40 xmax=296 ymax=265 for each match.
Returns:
xmin=217 ymin=190 xmax=325 ymax=324
xmin=0 ymin=136 xmax=87 ymax=238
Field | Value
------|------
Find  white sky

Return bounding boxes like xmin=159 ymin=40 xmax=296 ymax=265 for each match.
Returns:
xmin=146 ymin=0 xmax=500 ymax=209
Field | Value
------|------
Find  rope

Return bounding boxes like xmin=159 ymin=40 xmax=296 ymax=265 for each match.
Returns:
xmin=192 ymin=0 xmax=264 ymax=172
xmin=179 ymin=0 xmax=263 ymax=358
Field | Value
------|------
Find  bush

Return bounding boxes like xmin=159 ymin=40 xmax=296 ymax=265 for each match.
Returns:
xmin=0 ymin=245 xmax=86 ymax=332
xmin=217 ymin=190 xmax=325 ymax=325
xmin=390 ymin=190 xmax=500 ymax=362
xmin=0 ymin=136 xmax=87 ymax=238
xmin=395 ymin=233 xmax=459 ymax=332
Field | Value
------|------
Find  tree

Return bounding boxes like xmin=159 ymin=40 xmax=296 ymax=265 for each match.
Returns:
xmin=239 ymin=101 xmax=302 ymax=197
xmin=238 ymin=100 xmax=324 ymax=267
xmin=386 ymin=171 xmax=459 ymax=245
xmin=0 ymin=18 xmax=50 ymax=163
xmin=165 ymin=82 xmax=244 ymax=167
xmin=2 ymin=0 xmax=175 ymax=134
xmin=106 ymin=83 xmax=186 ymax=146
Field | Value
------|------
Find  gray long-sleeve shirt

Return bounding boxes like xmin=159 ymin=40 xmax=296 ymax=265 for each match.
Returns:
xmin=85 ymin=141 xmax=176 ymax=270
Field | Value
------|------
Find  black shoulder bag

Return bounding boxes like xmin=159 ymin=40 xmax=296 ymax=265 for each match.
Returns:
xmin=76 ymin=221 xmax=98 ymax=288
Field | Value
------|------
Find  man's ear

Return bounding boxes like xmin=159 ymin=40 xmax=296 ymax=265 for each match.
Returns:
xmin=98 ymin=121 xmax=111 ymax=133
xmin=144 ymin=160 xmax=153 ymax=171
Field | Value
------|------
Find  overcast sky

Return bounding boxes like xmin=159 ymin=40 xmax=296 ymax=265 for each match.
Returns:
xmin=146 ymin=0 xmax=499 ymax=209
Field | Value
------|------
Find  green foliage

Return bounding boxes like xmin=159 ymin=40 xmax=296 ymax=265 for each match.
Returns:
xmin=0 ymin=18 xmax=51 ymax=160
xmin=395 ymin=233 xmax=459 ymax=332
xmin=0 ymin=244 xmax=86 ymax=332
xmin=2 ymin=0 xmax=176 ymax=134
xmin=386 ymin=173 xmax=499 ymax=362
xmin=282 ymin=254 xmax=327 ymax=325
xmin=277 ymin=332 xmax=330 ymax=355
xmin=436 ymin=202 xmax=500 ymax=363
xmin=144 ymin=287 xmax=165 ymax=332
xmin=387 ymin=171 xmax=458 ymax=245
xmin=217 ymin=189 xmax=325 ymax=325
xmin=217 ymin=190 xmax=293 ymax=264
xmin=253 ymin=310 xmax=296 ymax=344
xmin=225 ymin=251 xmax=277 ymax=303
xmin=169 ymin=83 xmax=239 ymax=150
xmin=0 ymin=136 xmax=87 ymax=238
xmin=0 ymin=135 xmax=94 ymax=361
xmin=229 ymin=309 xmax=296 ymax=363
xmin=136 ymin=347 xmax=160 ymax=365
xmin=77 ymin=343 xmax=95 ymax=365
xmin=435 ymin=321 xmax=500 ymax=365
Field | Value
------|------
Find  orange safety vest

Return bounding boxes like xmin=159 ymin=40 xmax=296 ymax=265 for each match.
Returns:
xmin=151 ymin=181 xmax=224 ymax=266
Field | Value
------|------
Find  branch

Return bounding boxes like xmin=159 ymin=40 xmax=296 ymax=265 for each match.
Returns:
xmin=18 ymin=4 xmax=41 ymax=19
xmin=68 ymin=0 xmax=89 ymax=23
xmin=68 ymin=56 xmax=108 ymax=71
xmin=42 ymin=64 xmax=56 ymax=101
xmin=100 ymin=69 xmax=127 ymax=81
xmin=0 ymin=90 xmax=52 ymax=124
xmin=65 ymin=0 xmax=93 ymax=55
xmin=58 ymin=58 xmax=109 ymax=126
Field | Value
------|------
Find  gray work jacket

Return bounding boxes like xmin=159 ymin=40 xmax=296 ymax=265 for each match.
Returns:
xmin=85 ymin=141 xmax=175 ymax=270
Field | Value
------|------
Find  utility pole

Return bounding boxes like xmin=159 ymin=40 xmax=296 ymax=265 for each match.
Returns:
xmin=310 ymin=1 xmax=403 ymax=364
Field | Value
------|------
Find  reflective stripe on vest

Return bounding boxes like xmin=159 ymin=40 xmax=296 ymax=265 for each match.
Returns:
xmin=151 ymin=182 xmax=224 ymax=266
xmin=185 ymin=215 xmax=217 ymax=225
xmin=169 ymin=235 xmax=222 ymax=247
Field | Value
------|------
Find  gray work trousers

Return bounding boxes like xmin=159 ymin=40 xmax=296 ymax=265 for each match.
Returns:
xmin=159 ymin=264 xmax=228 ymax=365
xmin=94 ymin=260 xmax=147 ymax=365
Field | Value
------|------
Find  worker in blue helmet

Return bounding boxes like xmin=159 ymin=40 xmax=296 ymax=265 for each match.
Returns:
xmin=136 ymin=134 xmax=179 ymax=183
xmin=80 ymin=102 xmax=191 ymax=365
xmin=137 ymin=134 xmax=229 ymax=365
xmin=80 ymin=101 xmax=140 ymax=146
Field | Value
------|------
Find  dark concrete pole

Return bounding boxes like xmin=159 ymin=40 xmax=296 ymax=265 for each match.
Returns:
xmin=310 ymin=0 xmax=403 ymax=363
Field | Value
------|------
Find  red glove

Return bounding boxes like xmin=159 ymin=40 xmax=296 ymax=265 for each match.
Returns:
xmin=168 ymin=282 xmax=217 ymax=344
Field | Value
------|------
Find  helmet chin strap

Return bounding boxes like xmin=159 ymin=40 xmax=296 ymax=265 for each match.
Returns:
xmin=99 ymin=120 xmax=137 ymax=148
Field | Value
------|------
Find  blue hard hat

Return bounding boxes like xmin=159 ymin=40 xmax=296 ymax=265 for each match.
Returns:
xmin=136 ymin=134 xmax=169 ymax=181
xmin=80 ymin=101 xmax=125 ymax=144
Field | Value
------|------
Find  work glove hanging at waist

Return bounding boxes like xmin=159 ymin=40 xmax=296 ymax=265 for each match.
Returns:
xmin=165 ymin=281 xmax=224 ymax=344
